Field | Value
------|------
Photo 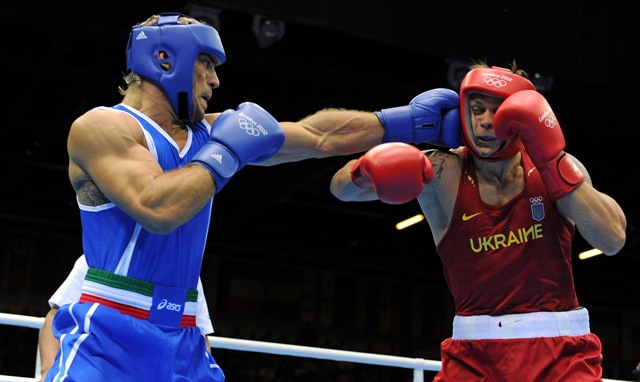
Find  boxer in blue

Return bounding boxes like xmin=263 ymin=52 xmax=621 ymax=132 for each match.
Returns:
xmin=46 ymin=12 xmax=462 ymax=381
xmin=38 ymin=254 xmax=214 ymax=381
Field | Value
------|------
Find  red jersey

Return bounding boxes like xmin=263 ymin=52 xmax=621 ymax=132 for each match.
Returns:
xmin=436 ymin=148 xmax=579 ymax=316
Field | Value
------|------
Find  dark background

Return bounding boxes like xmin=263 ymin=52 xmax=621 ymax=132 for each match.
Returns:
xmin=1 ymin=0 xmax=638 ymax=380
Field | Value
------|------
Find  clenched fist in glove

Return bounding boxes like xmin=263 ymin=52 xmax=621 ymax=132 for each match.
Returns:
xmin=350 ymin=142 xmax=434 ymax=204
xmin=191 ymin=102 xmax=285 ymax=192
xmin=493 ymin=90 xmax=585 ymax=199
xmin=377 ymin=88 xmax=462 ymax=147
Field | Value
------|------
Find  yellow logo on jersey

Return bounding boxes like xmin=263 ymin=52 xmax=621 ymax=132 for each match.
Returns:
xmin=469 ymin=223 xmax=543 ymax=253
xmin=462 ymin=212 xmax=482 ymax=221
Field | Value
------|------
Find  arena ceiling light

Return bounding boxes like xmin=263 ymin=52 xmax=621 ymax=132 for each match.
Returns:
xmin=396 ymin=214 xmax=425 ymax=230
xmin=578 ymin=248 xmax=603 ymax=260
xmin=252 ymin=15 xmax=286 ymax=49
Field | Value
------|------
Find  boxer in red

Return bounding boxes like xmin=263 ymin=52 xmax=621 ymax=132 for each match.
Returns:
xmin=330 ymin=61 xmax=627 ymax=381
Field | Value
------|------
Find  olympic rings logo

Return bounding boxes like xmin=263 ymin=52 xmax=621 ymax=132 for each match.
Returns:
xmin=483 ymin=77 xmax=507 ymax=88
xmin=544 ymin=115 xmax=557 ymax=128
xmin=530 ymin=196 xmax=543 ymax=204
xmin=238 ymin=118 xmax=261 ymax=136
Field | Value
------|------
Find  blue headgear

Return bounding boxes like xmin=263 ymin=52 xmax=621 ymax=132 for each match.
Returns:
xmin=126 ymin=13 xmax=226 ymax=122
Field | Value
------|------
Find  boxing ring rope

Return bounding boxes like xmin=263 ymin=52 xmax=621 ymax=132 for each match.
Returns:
xmin=209 ymin=336 xmax=440 ymax=381
xmin=0 ymin=312 xmax=633 ymax=382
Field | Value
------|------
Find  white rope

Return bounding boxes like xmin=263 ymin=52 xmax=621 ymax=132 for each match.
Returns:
xmin=0 ymin=312 xmax=633 ymax=382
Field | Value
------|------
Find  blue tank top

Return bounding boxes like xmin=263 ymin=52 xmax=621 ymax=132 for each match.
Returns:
xmin=78 ymin=104 xmax=213 ymax=290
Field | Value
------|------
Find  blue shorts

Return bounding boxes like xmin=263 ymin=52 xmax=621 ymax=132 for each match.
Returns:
xmin=46 ymin=301 xmax=225 ymax=382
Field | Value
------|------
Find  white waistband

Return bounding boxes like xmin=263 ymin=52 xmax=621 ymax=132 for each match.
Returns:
xmin=452 ymin=308 xmax=591 ymax=340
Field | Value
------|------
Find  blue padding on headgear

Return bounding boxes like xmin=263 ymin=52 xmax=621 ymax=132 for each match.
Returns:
xmin=126 ymin=13 xmax=226 ymax=122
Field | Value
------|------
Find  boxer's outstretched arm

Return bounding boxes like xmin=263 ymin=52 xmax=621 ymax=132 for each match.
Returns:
xmin=258 ymin=88 xmax=462 ymax=166
xmin=259 ymin=109 xmax=384 ymax=165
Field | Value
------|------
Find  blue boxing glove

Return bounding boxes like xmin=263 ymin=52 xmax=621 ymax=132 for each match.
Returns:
xmin=377 ymin=88 xmax=462 ymax=147
xmin=191 ymin=102 xmax=285 ymax=192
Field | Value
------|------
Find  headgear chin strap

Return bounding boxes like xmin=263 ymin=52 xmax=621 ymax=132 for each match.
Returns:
xmin=126 ymin=12 xmax=226 ymax=123
xmin=459 ymin=66 xmax=536 ymax=161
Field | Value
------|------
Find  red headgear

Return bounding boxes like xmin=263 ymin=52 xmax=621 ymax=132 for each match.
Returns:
xmin=459 ymin=66 xmax=536 ymax=161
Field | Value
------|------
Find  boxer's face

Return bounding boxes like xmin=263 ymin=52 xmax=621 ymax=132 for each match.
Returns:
xmin=191 ymin=54 xmax=220 ymax=122
xmin=468 ymin=93 xmax=505 ymax=157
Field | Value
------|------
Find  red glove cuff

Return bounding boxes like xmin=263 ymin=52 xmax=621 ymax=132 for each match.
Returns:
xmin=537 ymin=152 xmax=585 ymax=199
xmin=350 ymin=157 xmax=372 ymax=188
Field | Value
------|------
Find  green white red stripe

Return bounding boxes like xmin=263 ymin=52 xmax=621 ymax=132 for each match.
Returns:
xmin=80 ymin=267 xmax=197 ymax=327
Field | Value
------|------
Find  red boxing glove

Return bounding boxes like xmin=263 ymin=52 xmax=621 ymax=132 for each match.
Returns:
xmin=350 ymin=142 xmax=434 ymax=204
xmin=494 ymin=90 xmax=585 ymax=199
